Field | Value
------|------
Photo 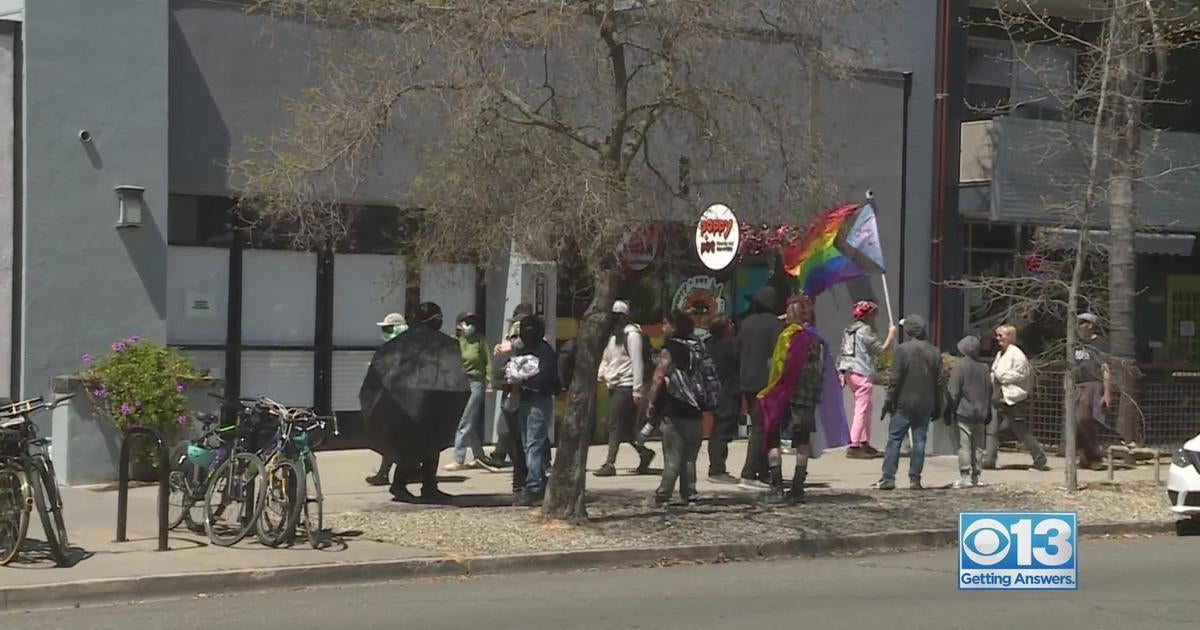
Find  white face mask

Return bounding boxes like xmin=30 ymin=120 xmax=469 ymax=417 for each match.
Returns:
xmin=460 ymin=324 xmax=477 ymax=337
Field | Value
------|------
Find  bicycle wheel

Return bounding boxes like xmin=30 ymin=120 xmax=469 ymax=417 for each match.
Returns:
xmin=255 ymin=458 xmax=303 ymax=548
xmin=302 ymin=453 xmax=324 ymax=549
xmin=167 ymin=442 xmax=191 ymax=530
xmin=29 ymin=457 xmax=68 ymax=566
xmin=203 ymin=452 xmax=266 ymax=547
xmin=0 ymin=466 xmax=30 ymax=565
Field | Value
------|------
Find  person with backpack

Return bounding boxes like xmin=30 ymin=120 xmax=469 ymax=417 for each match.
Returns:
xmin=736 ymin=287 xmax=786 ymax=491
xmin=705 ymin=315 xmax=740 ymax=483
xmin=945 ymin=335 xmax=993 ymax=488
xmin=645 ymin=309 xmax=720 ymax=505
xmin=838 ymin=300 xmax=897 ymax=459
xmin=595 ymin=300 xmax=656 ymax=477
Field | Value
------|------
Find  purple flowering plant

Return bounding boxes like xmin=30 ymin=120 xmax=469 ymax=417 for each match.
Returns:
xmin=78 ymin=336 xmax=207 ymax=433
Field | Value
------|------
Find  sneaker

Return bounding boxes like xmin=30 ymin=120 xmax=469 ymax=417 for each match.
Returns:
xmin=738 ymin=478 xmax=769 ymax=491
xmin=909 ymin=479 xmax=925 ymax=490
xmin=594 ymin=463 xmax=617 ymax=477
xmin=364 ymin=474 xmax=390 ymax=487
xmin=443 ymin=462 xmax=473 ymax=472
xmin=518 ymin=490 xmax=545 ymax=507
xmin=708 ymin=472 xmax=739 ymax=484
xmin=1030 ymin=461 xmax=1051 ymax=472
xmin=475 ymin=456 xmax=503 ymax=472
xmin=971 ymin=476 xmax=986 ymax=487
xmin=871 ymin=479 xmax=896 ymax=491
xmin=952 ymin=476 xmax=973 ymax=489
xmin=635 ymin=450 xmax=657 ymax=474
xmin=846 ymin=446 xmax=872 ymax=460
xmin=863 ymin=444 xmax=881 ymax=456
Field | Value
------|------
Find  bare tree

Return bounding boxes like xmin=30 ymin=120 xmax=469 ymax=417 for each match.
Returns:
xmin=954 ymin=0 xmax=1198 ymax=489
xmin=233 ymin=0 xmax=869 ymax=520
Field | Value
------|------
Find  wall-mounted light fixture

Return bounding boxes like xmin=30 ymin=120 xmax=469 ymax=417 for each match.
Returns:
xmin=114 ymin=185 xmax=145 ymax=229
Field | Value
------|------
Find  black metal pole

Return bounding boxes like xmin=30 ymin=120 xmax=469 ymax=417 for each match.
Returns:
xmin=155 ymin=433 xmax=169 ymax=552
xmin=114 ymin=434 xmax=130 ymax=543
xmin=898 ymin=71 xmax=912 ymax=323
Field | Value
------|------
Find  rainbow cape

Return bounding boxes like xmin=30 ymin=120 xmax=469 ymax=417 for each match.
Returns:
xmin=756 ymin=324 xmax=849 ymax=458
xmin=783 ymin=203 xmax=885 ymax=297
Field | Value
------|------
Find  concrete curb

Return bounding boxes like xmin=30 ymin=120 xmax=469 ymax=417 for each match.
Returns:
xmin=0 ymin=520 xmax=1175 ymax=612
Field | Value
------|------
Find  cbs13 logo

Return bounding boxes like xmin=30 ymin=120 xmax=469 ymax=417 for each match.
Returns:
xmin=960 ymin=514 xmax=1075 ymax=568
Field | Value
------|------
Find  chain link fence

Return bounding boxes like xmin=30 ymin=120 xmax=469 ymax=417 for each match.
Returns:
xmin=1027 ymin=367 xmax=1200 ymax=451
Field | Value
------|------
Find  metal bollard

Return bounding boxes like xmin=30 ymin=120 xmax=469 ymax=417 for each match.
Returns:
xmin=1154 ymin=449 xmax=1162 ymax=485
xmin=115 ymin=427 xmax=170 ymax=552
xmin=1106 ymin=445 xmax=1114 ymax=482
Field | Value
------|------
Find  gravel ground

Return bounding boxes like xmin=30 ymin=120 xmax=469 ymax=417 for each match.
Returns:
xmin=327 ymin=481 xmax=1174 ymax=557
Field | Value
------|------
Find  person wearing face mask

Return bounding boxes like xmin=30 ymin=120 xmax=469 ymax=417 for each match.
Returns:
xmin=365 ymin=312 xmax=409 ymax=487
xmin=446 ymin=312 xmax=497 ymax=471
xmin=509 ymin=315 xmax=560 ymax=506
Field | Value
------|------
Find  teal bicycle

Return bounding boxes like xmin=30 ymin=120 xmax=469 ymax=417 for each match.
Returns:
xmin=255 ymin=400 xmax=337 ymax=549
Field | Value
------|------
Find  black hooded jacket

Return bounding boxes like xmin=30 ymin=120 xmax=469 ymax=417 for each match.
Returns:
xmin=736 ymin=287 xmax=785 ymax=393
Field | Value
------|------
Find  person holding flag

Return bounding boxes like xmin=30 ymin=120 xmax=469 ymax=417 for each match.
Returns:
xmin=838 ymin=300 xmax=897 ymax=458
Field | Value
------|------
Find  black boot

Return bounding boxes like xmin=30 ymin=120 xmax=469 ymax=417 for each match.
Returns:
xmin=765 ymin=465 xmax=785 ymax=504
xmin=787 ymin=467 xmax=807 ymax=505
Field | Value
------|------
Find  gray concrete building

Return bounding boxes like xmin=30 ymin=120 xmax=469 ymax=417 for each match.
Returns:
xmin=13 ymin=0 xmax=1195 ymax=456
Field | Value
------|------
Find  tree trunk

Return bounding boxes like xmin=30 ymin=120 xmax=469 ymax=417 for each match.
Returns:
xmin=1108 ymin=7 xmax=1142 ymax=446
xmin=543 ymin=267 xmax=619 ymax=522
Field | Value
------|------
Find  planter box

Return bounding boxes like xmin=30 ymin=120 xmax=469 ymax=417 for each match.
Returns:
xmin=854 ymin=385 xmax=956 ymax=456
xmin=49 ymin=376 xmax=224 ymax=486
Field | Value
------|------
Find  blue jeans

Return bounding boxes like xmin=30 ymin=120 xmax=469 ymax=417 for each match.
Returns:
xmin=454 ymin=378 xmax=487 ymax=464
xmin=519 ymin=392 xmax=553 ymax=494
xmin=882 ymin=411 xmax=930 ymax=483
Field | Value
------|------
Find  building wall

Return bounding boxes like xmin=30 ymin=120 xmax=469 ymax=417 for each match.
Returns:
xmin=20 ymin=0 xmax=169 ymax=396
xmin=0 ymin=23 xmax=13 ymax=398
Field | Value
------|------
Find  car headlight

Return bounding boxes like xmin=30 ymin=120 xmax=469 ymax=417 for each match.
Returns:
xmin=1173 ymin=449 xmax=1191 ymax=468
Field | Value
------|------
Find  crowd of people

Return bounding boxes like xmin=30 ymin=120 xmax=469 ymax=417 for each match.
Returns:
xmin=364 ymin=289 xmax=1116 ymax=507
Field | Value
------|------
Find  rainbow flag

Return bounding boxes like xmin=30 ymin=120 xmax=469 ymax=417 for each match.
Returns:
xmin=783 ymin=203 xmax=885 ymax=297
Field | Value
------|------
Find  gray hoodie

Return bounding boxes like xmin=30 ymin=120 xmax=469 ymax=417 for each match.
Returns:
xmin=885 ymin=315 xmax=944 ymax=418
xmin=947 ymin=336 xmax=992 ymax=423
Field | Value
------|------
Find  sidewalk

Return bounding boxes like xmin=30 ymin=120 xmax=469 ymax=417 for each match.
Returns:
xmin=5 ymin=440 xmax=1171 ymax=592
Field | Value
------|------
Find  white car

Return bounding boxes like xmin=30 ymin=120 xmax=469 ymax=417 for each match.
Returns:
xmin=1168 ymin=433 xmax=1200 ymax=535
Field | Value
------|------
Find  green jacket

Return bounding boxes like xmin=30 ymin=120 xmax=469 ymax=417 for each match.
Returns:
xmin=458 ymin=334 xmax=490 ymax=384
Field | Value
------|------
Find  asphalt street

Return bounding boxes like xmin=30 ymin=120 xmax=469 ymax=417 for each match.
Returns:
xmin=4 ymin=536 xmax=1194 ymax=630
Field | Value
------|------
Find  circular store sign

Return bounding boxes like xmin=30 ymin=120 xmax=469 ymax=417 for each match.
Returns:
xmin=695 ymin=204 xmax=740 ymax=271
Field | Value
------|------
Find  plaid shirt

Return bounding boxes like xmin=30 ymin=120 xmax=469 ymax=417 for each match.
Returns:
xmin=789 ymin=336 xmax=824 ymax=409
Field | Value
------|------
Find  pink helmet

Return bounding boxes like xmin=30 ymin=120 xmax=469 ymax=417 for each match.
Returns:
xmin=852 ymin=300 xmax=878 ymax=320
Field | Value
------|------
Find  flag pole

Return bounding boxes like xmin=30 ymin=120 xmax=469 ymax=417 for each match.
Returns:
xmin=864 ymin=189 xmax=896 ymax=323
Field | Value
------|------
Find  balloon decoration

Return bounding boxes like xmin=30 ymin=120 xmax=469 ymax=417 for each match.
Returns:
xmin=737 ymin=222 xmax=800 ymax=260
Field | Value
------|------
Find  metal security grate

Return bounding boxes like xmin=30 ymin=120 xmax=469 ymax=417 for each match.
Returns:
xmin=1167 ymin=275 xmax=1200 ymax=365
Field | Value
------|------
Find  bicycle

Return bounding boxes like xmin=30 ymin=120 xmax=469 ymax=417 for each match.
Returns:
xmin=0 ymin=395 xmax=75 ymax=566
xmin=199 ymin=396 xmax=277 ymax=547
xmin=254 ymin=399 xmax=337 ymax=548
xmin=167 ymin=410 xmax=231 ymax=533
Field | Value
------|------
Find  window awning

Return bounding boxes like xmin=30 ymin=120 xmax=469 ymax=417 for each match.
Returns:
xmin=1037 ymin=227 xmax=1196 ymax=257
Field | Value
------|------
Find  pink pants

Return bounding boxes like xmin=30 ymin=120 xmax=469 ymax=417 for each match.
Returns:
xmin=847 ymin=372 xmax=874 ymax=446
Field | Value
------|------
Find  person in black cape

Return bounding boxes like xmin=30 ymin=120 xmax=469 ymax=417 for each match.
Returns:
xmin=359 ymin=302 xmax=471 ymax=503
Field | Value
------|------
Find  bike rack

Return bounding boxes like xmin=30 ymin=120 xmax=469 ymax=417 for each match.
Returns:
xmin=115 ymin=427 xmax=170 ymax=551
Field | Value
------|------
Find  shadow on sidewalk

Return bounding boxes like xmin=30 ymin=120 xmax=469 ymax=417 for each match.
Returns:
xmin=6 ymin=538 xmax=94 ymax=569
